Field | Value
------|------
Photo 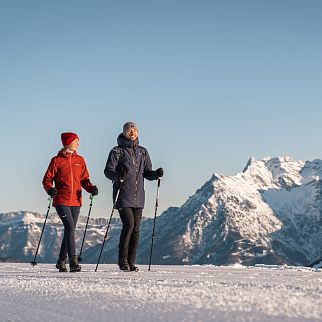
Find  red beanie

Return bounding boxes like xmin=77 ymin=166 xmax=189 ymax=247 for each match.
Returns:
xmin=61 ymin=132 xmax=79 ymax=147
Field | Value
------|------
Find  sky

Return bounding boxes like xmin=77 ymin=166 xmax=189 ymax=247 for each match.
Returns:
xmin=0 ymin=0 xmax=321 ymax=218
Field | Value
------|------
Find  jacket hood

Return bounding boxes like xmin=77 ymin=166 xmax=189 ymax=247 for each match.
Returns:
xmin=57 ymin=149 xmax=78 ymax=158
xmin=117 ymin=133 xmax=139 ymax=148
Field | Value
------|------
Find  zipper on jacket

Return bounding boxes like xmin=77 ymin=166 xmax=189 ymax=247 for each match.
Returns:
xmin=132 ymin=148 xmax=138 ymax=207
xmin=69 ymin=155 xmax=74 ymax=205
xmin=130 ymin=149 xmax=136 ymax=165
xmin=135 ymin=170 xmax=138 ymax=206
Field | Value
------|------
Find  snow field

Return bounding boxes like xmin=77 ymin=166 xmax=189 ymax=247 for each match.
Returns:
xmin=0 ymin=264 xmax=322 ymax=321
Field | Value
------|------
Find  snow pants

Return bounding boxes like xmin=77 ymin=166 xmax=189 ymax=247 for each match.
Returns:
xmin=55 ymin=205 xmax=80 ymax=258
xmin=118 ymin=207 xmax=143 ymax=264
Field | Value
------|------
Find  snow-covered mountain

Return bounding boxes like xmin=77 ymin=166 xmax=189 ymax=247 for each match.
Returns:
xmin=139 ymin=156 xmax=322 ymax=266
xmin=0 ymin=211 xmax=122 ymax=263
xmin=2 ymin=156 xmax=322 ymax=266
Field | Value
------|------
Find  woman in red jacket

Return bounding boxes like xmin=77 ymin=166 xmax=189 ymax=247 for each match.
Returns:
xmin=43 ymin=132 xmax=98 ymax=272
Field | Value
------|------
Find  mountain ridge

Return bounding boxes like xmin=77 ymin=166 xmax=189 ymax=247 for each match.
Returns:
xmin=1 ymin=156 xmax=322 ymax=266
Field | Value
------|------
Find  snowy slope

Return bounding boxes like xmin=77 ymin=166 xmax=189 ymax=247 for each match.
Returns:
xmin=0 ymin=263 xmax=322 ymax=322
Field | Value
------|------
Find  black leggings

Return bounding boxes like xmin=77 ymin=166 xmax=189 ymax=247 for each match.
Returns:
xmin=118 ymin=207 xmax=143 ymax=264
xmin=55 ymin=205 xmax=80 ymax=258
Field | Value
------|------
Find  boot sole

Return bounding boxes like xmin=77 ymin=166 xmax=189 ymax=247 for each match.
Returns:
xmin=119 ymin=268 xmax=130 ymax=272
xmin=56 ymin=265 xmax=68 ymax=272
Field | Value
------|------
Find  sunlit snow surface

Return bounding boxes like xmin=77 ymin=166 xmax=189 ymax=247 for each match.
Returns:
xmin=1 ymin=264 xmax=322 ymax=321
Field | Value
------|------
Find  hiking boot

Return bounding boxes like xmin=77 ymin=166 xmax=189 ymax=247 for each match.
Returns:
xmin=56 ymin=256 xmax=68 ymax=272
xmin=118 ymin=259 xmax=130 ymax=272
xmin=129 ymin=264 xmax=139 ymax=272
xmin=69 ymin=256 xmax=81 ymax=272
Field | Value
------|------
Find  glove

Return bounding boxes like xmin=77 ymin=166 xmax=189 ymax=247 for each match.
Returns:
xmin=155 ymin=168 xmax=164 ymax=178
xmin=48 ymin=187 xmax=57 ymax=197
xmin=91 ymin=186 xmax=98 ymax=196
xmin=118 ymin=170 xmax=127 ymax=183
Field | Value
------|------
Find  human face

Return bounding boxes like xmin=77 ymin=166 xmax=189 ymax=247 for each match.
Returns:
xmin=67 ymin=138 xmax=79 ymax=152
xmin=125 ymin=128 xmax=138 ymax=141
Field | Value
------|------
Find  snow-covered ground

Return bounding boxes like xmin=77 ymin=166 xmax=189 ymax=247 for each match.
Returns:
xmin=1 ymin=264 xmax=322 ymax=321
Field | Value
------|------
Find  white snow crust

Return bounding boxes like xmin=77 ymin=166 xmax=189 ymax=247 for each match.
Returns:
xmin=0 ymin=263 xmax=322 ymax=322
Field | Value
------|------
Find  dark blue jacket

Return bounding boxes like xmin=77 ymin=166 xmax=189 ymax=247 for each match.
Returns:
xmin=104 ymin=134 xmax=157 ymax=208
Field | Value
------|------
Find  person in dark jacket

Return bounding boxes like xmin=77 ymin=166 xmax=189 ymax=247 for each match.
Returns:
xmin=104 ymin=122 xmax=163 ymax=271
xmin=43 ymin=132 xmax=98 ymax=272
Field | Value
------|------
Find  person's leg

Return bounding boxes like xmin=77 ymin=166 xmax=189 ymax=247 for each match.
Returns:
xmin=56 ymin=206 xmax=77 ymax=257
xmin=70 ymin=206 xmax=80 ymax=228
xmin=55 ymin=206 xmax=81 ymax=272
xmin=128 ymin=208 xmax=143 ymax=268
xmin=69 ymin=206 xmax=81 ymax=272
xmin=56 ymin=207 xmax=68 ymax=259
xmin=118 ymin=207 xmax=135 ymax=270
xmin=55 ymin=206 xmax=74 ymax=272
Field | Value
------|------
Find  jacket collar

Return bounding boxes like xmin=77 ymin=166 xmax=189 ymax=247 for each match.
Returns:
xmin=57 ymin=149 xmax=78 ymax=158
xmin=117 ymin=133 xmax=139 ymax=148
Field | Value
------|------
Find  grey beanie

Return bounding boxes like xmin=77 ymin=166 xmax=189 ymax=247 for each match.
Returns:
xmin=123 ymin=121 xmax=138 ymax=135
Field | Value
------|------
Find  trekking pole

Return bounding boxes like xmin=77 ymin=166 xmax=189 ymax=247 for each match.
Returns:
xmin=78 ymin=194 xmax=94 ymax=262
xmin=31 ymin=197 xmax=52 ymax=266
xmin=148 ymin=178 xmax=161 ymax=271
xmin=95 ymin=181 xmax=123 ymax=272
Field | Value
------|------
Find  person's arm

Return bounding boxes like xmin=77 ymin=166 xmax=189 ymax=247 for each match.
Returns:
xmin=143 ymin=150 xmax=158 ymax=181
xmin=42 ymin=157 xmax=57 ymax=194
xmin=80 ymin=158 xmax=95 ymax=193
xmin=143 ymin=149 xmax=164 ymax=181
xmin=104 ymin=148 xmax=120 ymax=182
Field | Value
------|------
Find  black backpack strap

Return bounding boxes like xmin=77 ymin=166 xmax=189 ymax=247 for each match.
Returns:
xmin=114 ymin=146 xmax=125 ymax=157
xmin=114 ymin=146 xmax=125 ymax=173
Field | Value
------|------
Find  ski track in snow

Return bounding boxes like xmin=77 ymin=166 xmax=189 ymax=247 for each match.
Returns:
xmin=0 ymin=264 xmax=322 ymax=322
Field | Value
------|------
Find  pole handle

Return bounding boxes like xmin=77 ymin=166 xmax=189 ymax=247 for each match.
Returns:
xmin=48 ymin=196 xmax=52 ymax=208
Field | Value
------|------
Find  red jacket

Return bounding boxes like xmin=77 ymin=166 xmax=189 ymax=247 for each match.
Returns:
xmin=42 ymin=150 xmax=94 ymax=207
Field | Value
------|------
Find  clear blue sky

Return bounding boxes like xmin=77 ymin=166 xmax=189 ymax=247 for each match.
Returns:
xmin=1 ymin=0 xmax=321 ymax=218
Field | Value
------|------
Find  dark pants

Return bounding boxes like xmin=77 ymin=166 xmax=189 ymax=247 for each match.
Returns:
xmin=55 ymin=205 xmax=80 ymax=258
xmin=118 ymin=207 xmax=143 ymax=264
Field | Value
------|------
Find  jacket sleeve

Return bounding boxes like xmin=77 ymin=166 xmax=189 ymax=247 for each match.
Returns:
xmin=80 ymin=157 xmax=94 ymax=193
xmin=143 ymin=149 xmax=157 ymax=181
xmin=42 ymin=157 xmax=57 ymax=193
xmin=104 ymin=148 xmax=120 ymax=182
